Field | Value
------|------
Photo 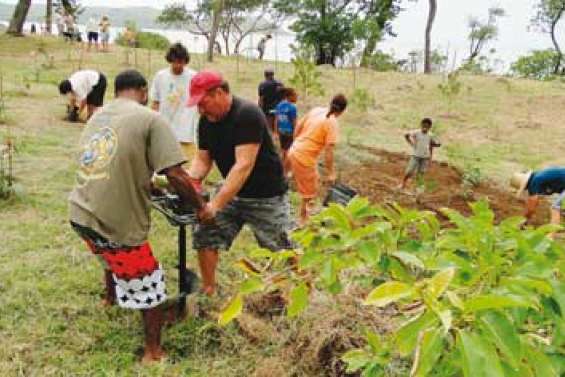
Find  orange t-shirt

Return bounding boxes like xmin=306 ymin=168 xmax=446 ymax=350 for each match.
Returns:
xmin=290 ymin=107 xmax=339 ymax=167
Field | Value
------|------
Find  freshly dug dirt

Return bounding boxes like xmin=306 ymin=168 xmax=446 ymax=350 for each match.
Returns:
xmin=338 ymin=146 xmax=549 ymax=226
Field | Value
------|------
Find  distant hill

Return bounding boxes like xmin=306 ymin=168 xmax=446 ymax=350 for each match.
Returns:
xmin=0 ymin=2 xmax=162 ymax=29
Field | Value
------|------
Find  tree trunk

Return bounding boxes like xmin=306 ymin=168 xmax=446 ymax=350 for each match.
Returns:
xmin=46 ymin=0 xmax=52 ymax=33
xmin=551 ymin=16 xmax=563 ymax=74
xmin=207 ymin=0 xmax=223 ymax=62
xmin=361 ymin=37 xmax=377 ymax=67
xmin=7 ymin=0 xmax=32 ymax=36
xmin=424 ymin=0 xmax=437 ymax=74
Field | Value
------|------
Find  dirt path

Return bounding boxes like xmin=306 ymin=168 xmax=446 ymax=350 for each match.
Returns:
xmin=338 ymin=146 xmax=549 ymax=226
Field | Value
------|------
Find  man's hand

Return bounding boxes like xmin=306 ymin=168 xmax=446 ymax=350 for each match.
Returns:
xmin=198 ymin=202 xmax=217 ymax=225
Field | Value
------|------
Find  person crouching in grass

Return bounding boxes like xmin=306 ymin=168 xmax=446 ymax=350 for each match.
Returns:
xmin=400 ymin=118 xmax=441 ymax=190
xmin=274 ymin=87 xmax=298 ymax=175
xmin=288 ymin=94 xmax=348 ymax=226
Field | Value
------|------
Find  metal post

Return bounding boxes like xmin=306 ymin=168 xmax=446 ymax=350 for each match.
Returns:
xmin=178 ymin=225 xmax=187 ymax=315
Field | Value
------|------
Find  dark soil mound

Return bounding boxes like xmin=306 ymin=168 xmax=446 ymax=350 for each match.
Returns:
xmin=338 ymin=146 xmax=548 ymax=226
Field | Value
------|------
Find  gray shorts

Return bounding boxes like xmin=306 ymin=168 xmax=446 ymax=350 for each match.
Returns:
xmin=405 ymin=156 xmax=429 ymax=176
xmin=193 ymin=193 xmax=293 ymax=251
xmin=100 ymin=31 xmax=110 ymax=42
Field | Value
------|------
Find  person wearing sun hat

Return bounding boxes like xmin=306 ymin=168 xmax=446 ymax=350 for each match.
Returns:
xmin=186 ymin=70 xmax=292 ymax=296
xmin=510 ymin=167 xmax=565 ymax=227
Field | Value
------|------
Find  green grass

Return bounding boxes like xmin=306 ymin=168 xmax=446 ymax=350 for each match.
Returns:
xmin=1 ymin=35 xmax=565 ymax=376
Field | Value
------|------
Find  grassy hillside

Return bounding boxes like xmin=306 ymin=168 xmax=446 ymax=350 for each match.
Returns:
xmin=0 ymin=35 xmax=564 ymax=376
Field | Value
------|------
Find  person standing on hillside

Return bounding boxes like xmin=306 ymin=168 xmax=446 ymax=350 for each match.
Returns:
xmin=288 ymin=94 xmax=348 ymax=225
xmin=59 ymin=69 xmax=107 ymax=120
xmin=510 ymin=168 xmax=565 ymax=230
xmin=99 ymin=16 xmax=111 ymax=52
xmin=274 ymin=87 xmax=298 ymax=173
xmin=86 ymin=16 xmax=100 ymax=52
xmin=150 ymin=43 xmax=199 ymax=162
xmin=400 ymin=118 xmax=441 ymax=190
xmin=258 ymin=68 xmax=283 ymax=135
xmin=257 ymin=34 xmax=272 ymax=60
xmin=186 ymin=71 xmax=292 ymax=296
xmin=69 ymin=70 xmax=209 ymax=362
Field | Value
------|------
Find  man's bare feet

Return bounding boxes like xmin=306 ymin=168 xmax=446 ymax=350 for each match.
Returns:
xmin=100 ymin=297 xmax=115 ymax=307
xmin=141 ymin=347 xmax=167 ymax=363
xmin=201 ymin=285 xmax=215 ymax=296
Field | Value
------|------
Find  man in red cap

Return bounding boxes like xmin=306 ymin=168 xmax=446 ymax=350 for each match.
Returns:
xmin=186 ymin=70 xmax=292 ymax=295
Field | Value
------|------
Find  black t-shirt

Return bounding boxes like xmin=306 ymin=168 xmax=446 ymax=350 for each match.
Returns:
xmin=258 ymin=79 xmax=283 ymax=114
xmin=198 ymin=96 xmax=288 ymax=198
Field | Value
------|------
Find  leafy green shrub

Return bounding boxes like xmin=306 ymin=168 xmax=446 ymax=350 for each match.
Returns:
xmin=364 ymin=50 xmax=400 ymax=72
xmin=511 ymin=50 xmax=559 ymax=81
xmin=220 ymin=198 xmax=565 ymax=377
xmin=438 ymin=71 xmax=462 ymax=115
xmin=288 ymin=58 xmax=324 ymax=97
xmin=350 ymin=88 xmax=375 ymax=112
xmin=116 ymin=21 xmax=169 ymax=50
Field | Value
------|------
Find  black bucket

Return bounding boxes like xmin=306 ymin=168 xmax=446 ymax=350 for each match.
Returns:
xmin=323 ymin=183 xmax=358 ymax=207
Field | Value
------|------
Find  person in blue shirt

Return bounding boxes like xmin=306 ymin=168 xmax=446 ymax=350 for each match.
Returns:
xmin=511 ymin=167 xmax=565 ymax=228
xmin=274 ymin=87 xmax=298 ymax=174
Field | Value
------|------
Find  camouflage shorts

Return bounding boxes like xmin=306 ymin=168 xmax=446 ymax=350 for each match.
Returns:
xmin=193 ymin=193 xmax=293 ymax=251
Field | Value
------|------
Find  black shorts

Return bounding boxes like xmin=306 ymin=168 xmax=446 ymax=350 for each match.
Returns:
xmin=87 ymin=32 xmax=99 ymax=42
xmin=279 ymin=132 xmax=293 ymax=150
xmin=86 ymin=73 xmax=107 ymax=107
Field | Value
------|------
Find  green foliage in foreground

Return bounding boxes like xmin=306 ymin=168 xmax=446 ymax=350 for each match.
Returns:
xmin=221 ymin=198 xmax=565 ymax=377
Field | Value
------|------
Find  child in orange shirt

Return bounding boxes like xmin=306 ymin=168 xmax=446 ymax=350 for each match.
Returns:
xmin=288 ymin=94 xmax=348 ymax=225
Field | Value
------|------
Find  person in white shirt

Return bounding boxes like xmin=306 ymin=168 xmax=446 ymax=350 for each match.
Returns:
xmin=86 ymin=17 xmax=99 ymax=52
xmin=400 ymin=118 xmax=441 ymax=189
xmin=58 ymin=70 xmax=107 ymax=121
xmin=150 ymin=43 xmax=199 ymax=161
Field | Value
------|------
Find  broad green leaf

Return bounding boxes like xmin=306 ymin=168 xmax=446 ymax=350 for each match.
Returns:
xmin=366 ymin=331 xmax=382 ymax=354
xmin=457 ymin=329 xmax=505 ymax=377
xmin=218 ymin=294 xmax=243 ymax=326
xmin=324 ymin=204 xmax=351 ymax=231
xmin=410 ymin=327 xmax=444 ymax=377
xmin=239 ymin=277 xmax=265 ymax=295
xmin=464 ymin=295 xmax=535 ymax=313
xmin=446 ymin=291 xmax=464 ymax=310
xmin=299 ymin=249 xmax=324 ymax=268
xmin=287 ymin=282 xmax=309 ymax=317
xmin=426 ymin=268 xmax=455 ymax=299
xmin=480 ymin=312 xmax=521 ymax=369
xmin=437 ymin=310 xmax=452 ymax=334
xmin=364 ymin=281 xmax=413 ymax=307
xmin=501 ymin=277 xmax=553 ymax=295
xmin=392 ymin=251 xmax=425 ymax=270
xmin=395 ymin=311 xmax=439 ymax=356
xmin=524 ymin=344 xmax=557 ymax=377
xmin=342 ymin=349 xmax=372 ymax=373
xmin=357 ymin=241 xmax=381 ymax=265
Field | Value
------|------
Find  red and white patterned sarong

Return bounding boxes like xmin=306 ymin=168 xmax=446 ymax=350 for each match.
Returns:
xmin=71 ymin=222 xmax=167 ymax=310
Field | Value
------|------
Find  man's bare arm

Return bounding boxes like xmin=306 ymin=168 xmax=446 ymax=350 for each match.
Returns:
xmin=188 ymin=149 xmax=214 ymax=181
xmin=164 ymin=165 xmax=205 ymax=210
xmin=210 ymin=143 xmax=260 ymax=211
xmin=404 ymin=133 xmax=414 ymax=146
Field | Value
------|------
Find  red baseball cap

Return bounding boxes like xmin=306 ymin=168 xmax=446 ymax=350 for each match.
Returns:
xmin=187 ymin=70 xmax=224 ymax=107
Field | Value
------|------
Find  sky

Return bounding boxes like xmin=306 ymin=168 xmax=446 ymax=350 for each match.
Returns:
xmin=2 ymin=0 xmax=563 ymax=70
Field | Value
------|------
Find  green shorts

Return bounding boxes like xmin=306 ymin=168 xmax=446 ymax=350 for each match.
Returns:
xmin=405 ymin=156 xmax=429 ymax=176
xmin=192 ymin=193 xmax=293 ymax=251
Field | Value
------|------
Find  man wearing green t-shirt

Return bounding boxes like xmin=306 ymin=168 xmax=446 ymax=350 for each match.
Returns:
xmin=69 ymin=70 xmax=209 ymax=362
